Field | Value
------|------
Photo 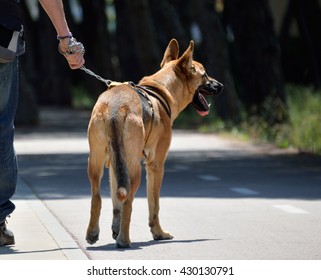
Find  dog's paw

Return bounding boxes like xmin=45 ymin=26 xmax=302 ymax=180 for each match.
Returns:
xmin=115 ymin=240 xmax=131 ymax=248
xmin=86 ymin=233 xmax=99 ymax=245
xmin=115 ymin=233 xmax=131 ymax=248
xmin=153 ymin=231 xmax=173 ymax=241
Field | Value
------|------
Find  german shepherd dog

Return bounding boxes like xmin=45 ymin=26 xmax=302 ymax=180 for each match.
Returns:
xmin=86 ymin=39 xmax=223 ymax=248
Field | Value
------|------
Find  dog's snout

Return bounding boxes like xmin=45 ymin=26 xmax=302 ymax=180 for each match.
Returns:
xmin=207 ymin=79 xmax=224 ymax=95
xmin=215 ymin=81 xmax=224 ymax=94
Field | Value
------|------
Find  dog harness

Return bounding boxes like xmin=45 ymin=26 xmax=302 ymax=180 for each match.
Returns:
xmin=79 ymin=66 xmax=171 ymax=120
xmin=131 ymin=83 xmax=172 ymax=158
xmin=133 ymin=84 xmax=171 ymax=119
xmin=79 ymin=64 xmax=172 ymax=120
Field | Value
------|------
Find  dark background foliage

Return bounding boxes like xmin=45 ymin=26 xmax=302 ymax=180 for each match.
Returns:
xmin=16 ymin=0 xmax=321 ymax=127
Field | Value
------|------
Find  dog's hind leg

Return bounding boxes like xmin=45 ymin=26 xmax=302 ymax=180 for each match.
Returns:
xmin=110 ymin=116 xmax=144 ymax=248
xmin=111 ymin=169 xmax=141 ymax=248
xmin=86 ymin=120 xmax=107 ymax=245
xmin=110 ymin=166 xmax=121 ymax=240
xmin=112 ymin=163 xmax=142 ymax=248
xmin=146 ymin=152 xmax=173 ymax=241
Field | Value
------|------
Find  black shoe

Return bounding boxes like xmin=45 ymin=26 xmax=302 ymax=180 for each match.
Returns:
xmin=0 ymin=219 xmax=15 ymax=246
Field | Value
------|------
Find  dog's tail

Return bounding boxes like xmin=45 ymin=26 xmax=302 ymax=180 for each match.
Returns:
xmin=109 ymin=116 xmax=129 ymax=202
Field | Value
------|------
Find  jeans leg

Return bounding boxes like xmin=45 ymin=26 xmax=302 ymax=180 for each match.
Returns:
xmin=0 ymin=59 xmax=19 ymax=221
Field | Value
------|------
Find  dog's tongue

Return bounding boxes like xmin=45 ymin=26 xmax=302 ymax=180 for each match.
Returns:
xmin=197 ymin=110 xmax=209 ymax=116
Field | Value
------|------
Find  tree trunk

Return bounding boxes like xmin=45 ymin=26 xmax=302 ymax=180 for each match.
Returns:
xmin=189 ymin=0 xmax=241 ymax=122
xmin=78 ymin=0 xmax=114 ymax=96
xmin=224 ymin=0 xmax=287 ymax=124
xmin=149 ymin=0 xmax=189 ymax=51
xmin=34 ymin=4 xmax=71 ymax=106
xmin=115 ymin=0 xmax=161 ymax=82
xmin=280 ymin=0 xmax=321 ymax=88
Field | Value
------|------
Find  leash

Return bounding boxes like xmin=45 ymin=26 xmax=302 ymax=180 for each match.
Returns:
xmin=57 ymin=36 xmax=111 ymax=87
xmin=80 ymin=65 xmax=112 ymax=87
xmin=80 ymin=66 xmax=171 ymax=118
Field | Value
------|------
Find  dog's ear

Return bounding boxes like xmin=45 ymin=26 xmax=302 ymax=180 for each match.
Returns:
xmin=160 ymin=39 xmax=179 ymax=68
xmin=176 ymin=40 xmax=194 ymax=74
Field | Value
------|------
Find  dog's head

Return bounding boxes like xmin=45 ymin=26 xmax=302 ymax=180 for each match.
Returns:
xmin=161 ymin=39 xmax=223 ymax=116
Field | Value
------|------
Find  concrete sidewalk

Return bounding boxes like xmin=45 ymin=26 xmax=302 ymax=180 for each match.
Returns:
xmin=0 ymin=109 xmax=90 ymax=259
xmin=0 ymin=178 xmax=88 ymax=260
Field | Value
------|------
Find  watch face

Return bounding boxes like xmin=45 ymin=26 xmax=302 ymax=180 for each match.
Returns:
xmin=0 ymin=25 xmax=13 ymax=48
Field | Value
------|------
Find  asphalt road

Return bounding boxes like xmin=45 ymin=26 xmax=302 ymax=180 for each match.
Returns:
xmin=14 ymin=109 xmax=321 ymax=260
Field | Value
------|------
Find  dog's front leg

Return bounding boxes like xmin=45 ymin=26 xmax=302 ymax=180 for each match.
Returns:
xmin=146 ymin=161 xmax=173 ymax=241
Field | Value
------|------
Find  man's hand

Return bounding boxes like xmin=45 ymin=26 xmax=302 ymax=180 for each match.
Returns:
xmin=58 ymin=37 xmax=85 ymax=69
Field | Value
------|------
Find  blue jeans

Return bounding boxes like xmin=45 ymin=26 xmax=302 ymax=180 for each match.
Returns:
xmin=0 ymin=58 xmax=19 ymax=222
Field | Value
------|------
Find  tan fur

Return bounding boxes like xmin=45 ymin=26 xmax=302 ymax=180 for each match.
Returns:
xmin=86 ymin=39 xmax=222 ymax=248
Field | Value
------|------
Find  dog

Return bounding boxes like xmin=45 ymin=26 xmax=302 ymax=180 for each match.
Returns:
xmin=86 ymin=38 xmax=223 ymax=248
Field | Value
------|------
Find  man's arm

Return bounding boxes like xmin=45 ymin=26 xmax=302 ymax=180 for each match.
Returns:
xmin=39 ymin=0 xmax=85 ymax=69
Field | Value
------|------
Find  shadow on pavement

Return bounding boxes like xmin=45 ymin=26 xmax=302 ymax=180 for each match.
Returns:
xmin=16 ymin=150 xmax=321 ymax=201
xmin=14 ymin=108 xmax=321 ymax=201
xmin=0 ymin=246 xmax=79 ymax=256
xmin=86 ymin=238 xmax=220 ymax=252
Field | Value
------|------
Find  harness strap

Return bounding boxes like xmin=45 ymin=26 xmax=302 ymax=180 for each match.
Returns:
xmin=135 ymin=85 xmax=171 ymax=118
xmin=132 ymin=85 xmax=154 ymax=119
xmin=132 ymin=85 xmax=154 ymax=154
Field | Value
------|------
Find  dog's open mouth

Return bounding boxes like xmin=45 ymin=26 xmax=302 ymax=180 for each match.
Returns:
xmin=191 ymin=82 xmax=223 ymax=116
xmin=192 ymin=89 xmax=212 ymax=116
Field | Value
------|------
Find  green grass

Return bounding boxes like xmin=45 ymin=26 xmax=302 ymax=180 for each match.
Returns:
xmin=176 ymin=85 xmax=321 ymax=154
xmin=229 ymin=85 xmax=321 ymax=154
xmin=230 ymin=85 xmax=321 ymax=154
xmin=286 ymin=85 xmax=321 ymax=153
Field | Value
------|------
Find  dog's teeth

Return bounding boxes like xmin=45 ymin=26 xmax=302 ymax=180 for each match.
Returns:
xmin=208 ymin=103 xmax=211 ymax=108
